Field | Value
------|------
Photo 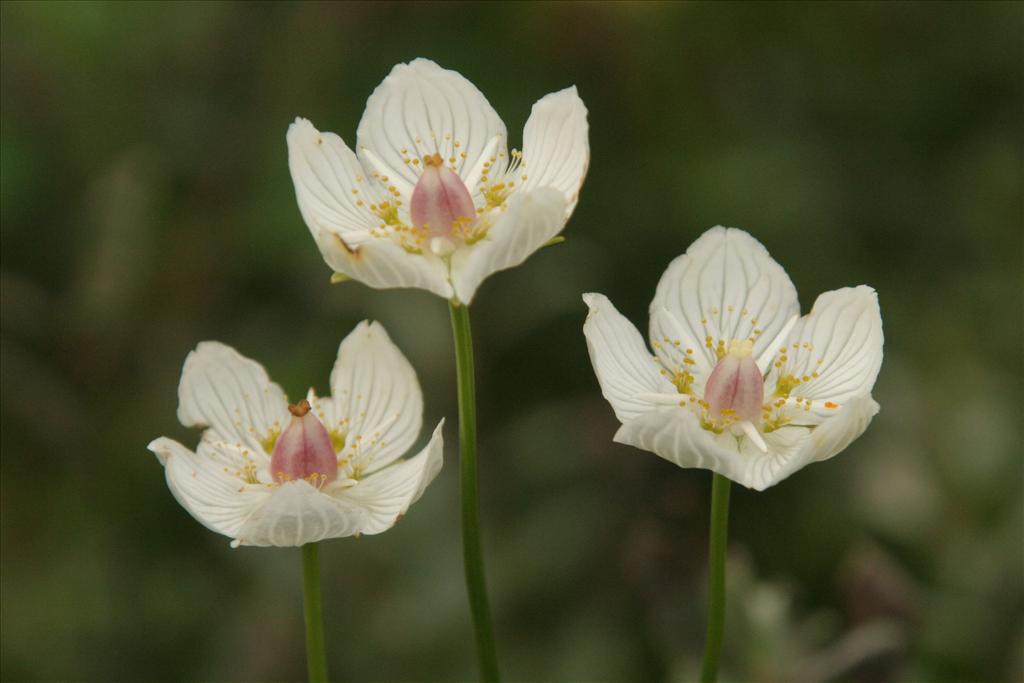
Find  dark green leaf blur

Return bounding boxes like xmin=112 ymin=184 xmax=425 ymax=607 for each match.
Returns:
xmin=2 ymin=2 xmax=1021 ymax=681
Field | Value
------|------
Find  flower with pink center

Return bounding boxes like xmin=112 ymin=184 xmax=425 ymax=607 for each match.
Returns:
xmin=582 ymin=227 xmax=883 ymax=490
xmin=148 ymin=322 xmax=444 ymax=547
xmin=287 ymin=58 xmax=589 ymax=304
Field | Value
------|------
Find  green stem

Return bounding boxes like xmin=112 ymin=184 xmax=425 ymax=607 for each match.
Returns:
xmin=700 ymin=473 xmax=731 ymax=683
xmin=448 ymin=300 xmax=500 ymax=682
xmin=301 ymin=543 xmax=329 ymax=683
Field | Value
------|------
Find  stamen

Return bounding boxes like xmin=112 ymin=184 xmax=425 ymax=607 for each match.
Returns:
xmin=740 ymin=421 xmax=768 ymax=453
xmin=756 ymin=314 xmax=799 ymax=374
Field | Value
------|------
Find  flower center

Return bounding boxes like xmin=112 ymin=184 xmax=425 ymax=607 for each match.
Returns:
xmin=410 ymin=153 xmax=476 ymax=242
xmin=702 ymin=339 xmax=764 ymax=422
xmin=269 ymin=399 xmax=338 ymax=485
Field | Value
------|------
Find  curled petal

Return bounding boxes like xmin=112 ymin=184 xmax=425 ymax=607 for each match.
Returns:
xmin=176 ymin=342 xmax=290 ymax=453
xmin=313 ymin=227 xmax=453 ymax=299
xmin=287 ymin=118 xmax=382 ymax=247
xmin=149 ymin=438 xmax=271 ymax=540
xmin=328 ymin=321 xmax=424 ymax=474
xmin=336 ymin=419 xmax=445 ymax=535
xmin=799 ymin=393 xmax=879 ymax=464
xmin=357 ymin=58 xmax=507 ymax=189
xmin=449 ymin=187 xmax=566 ymax=304
xmin=740 ymin=393 xmax=879 ymax=488
xmin=234 ymin=480 xmax=367 ymax=547
xmin=520 ymin=86 xmax=590 ymax=216
xmin=651 ymin=227 xmax=799 ymax=370
xmin=613 ymin=409 xmax=809 ymax=491
xmin=582 ymin=292 xmax=675 ymax=423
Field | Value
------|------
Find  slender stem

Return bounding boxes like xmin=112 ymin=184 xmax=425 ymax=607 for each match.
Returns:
xmin=700 ymin=473 xmax=732 ymax=683
xmin=448 ymin=300 xmax=500 ymax=682
xmin=301 ymin=543 xmax=329 ymax=683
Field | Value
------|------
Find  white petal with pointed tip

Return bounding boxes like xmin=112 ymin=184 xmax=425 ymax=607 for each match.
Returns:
xmin=337 ymin=419 xmax=444 ymax=535
xmin=287 ymin=118 xmax=383 ymax=247
xmin=150 ymin=437 xmax=271 ymax=539
xmin=651 ymin=227 xmax=799 ymax=370
xmin=449 ymin=187 xmax=566 ymax=303
xmin=313 ymin=226 xmax=454 ymax=299
xmin=520 ymin=87 xmax=590 ymax=216
xmin=176 ymin=342 xmax=290 ymax=453
xmin=773 ymin=286 xmax=883 ymax=405
xmin=328 ymin=321 xmax=424 ymax=474
xmin=357 ymin=58 xmax=507 ymax=189
xmin=582 ymin=292 xmax=676 ymax=423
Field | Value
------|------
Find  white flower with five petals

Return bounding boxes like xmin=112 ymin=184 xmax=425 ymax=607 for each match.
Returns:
xmin=287 ymin=58 xmax=589 ymax=304
xmin=583 ymin=227 xmax=883 ymax=491
xmin=148 ymin=322 xmax=443 ymax=547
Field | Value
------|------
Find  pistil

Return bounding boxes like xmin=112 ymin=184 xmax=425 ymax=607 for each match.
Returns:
xmin=410 ymin=153 xmax=476 ymax=241
xmin=703 ymin=340 xmax=764 ymax=422
xmin=269 ymin=399 xmax=339 ymax=485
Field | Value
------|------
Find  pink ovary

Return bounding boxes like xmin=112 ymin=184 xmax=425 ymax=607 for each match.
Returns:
xmin=410 ymin=153 xmax=476 ymax=237
xmin=269 ymin=400 xmax=338 ymax=484
xmin=703 ymin=344 xmax=764 ymax=422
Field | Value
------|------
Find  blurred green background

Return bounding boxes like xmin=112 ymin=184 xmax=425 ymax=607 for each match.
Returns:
xmin=2 ymin=2 xmax=1021 ymax=681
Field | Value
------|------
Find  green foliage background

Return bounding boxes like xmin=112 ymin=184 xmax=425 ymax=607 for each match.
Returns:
xmin=2 ymin=2 xmax=1021 ymax=681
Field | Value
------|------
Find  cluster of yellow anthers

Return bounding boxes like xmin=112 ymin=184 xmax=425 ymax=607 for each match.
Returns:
xmin=693 ymin=397 xmax=727 ymax=434
xmin=450 ymin=215 xmax=487 ymax=245
xmin=257 ymin=424 xmax=282 ymax=454
xmin=479 ymin=149 xmax=528 ymax=214
xmin=361 ymin=171 xmax=431 ymax=254
xmin=228 ymin=456 xmax=263 ymax=487
xmin=275 ymin=471 xmax=332 ymax=489
xmin=348 ymin=429 xmax=393 ymax=480
xmin=652 ymin=337 xmax=698 ymax=396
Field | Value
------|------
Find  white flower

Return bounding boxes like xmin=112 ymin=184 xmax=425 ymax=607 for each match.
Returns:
xmin=148 ymin=322 xmax=443 ymax=547
xmin=287 ymin=58 xmax=589 ymax=304
xmin=583 ymin=227 xmax=883 ymax=491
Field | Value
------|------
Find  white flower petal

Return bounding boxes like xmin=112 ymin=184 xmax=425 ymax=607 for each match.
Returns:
xmin=520 ymin=86 xmax=590 ymax=216
xmin=798 ymin=393 xmax=879 ymax=464
xmin=612 ymin=408 xmax=809 ymax=491
xmin=234 ymin=480 xmax=368 ymax=547
xmin=449 ymin=187 xmax=566 ymax=304
xmin=149 ymin=437 xmax=271 ymax=540
xmin=357 ymin=58 xmax=507 ymax=189
xmin=329 ymin=321 xmax=423 ymax=474
xmin=336 ymin=419 xmax=444 ymax=535
xmin=650 ymin=227 xmax=799 ymax=370
xmin=775 ymin=286 xmax=883 ymax=405
xmin=176 ymin=342 xmax=290 ymax=453
xmin=744 ymin=393 xmax=879 ymax=488
xmin=582 ymin=292 xmax=675 ymax=423
xmin=287 ymin=118 xmax=383 ymax=247
xmin=313 ymin=226 xmax=454 ymax=299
